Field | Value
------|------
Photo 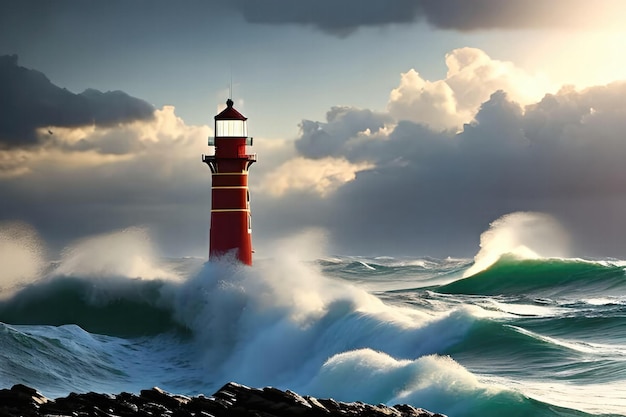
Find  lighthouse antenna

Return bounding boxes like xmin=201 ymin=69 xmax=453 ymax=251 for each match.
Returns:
xmin=229 ymin=62 xmax=233 ymax=100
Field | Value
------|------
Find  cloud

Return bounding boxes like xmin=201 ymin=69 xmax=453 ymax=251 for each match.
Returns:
xmin=261 ymin=157 xmax=373 ymax=197
xmin=1 ymin=1 xmax=622 ymax=43
xmin=0 ymin=104 xmax=212 ymax=256
xmin=236 ymin=0 xmax=622 ymax=35
xmin=281 ymin=78 xmax=626 ymax=257
xmin=295 ymin=106 xmax=393 ymax=159
xmin=419 ymin=0 xmax=621 ymax=31
xmin=0 ymin=55 xmax=154 ymax=148
xmin=387 ymin=48 xmax=552 ymax=130
xmin=236 ymin=0 xmax=421 ymax=36
xmin=264 ymin=47 xmax=626 ymax=257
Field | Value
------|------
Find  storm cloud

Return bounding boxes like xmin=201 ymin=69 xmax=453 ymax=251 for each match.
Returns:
xmin=0 ymin=1 xmax=621 ymax=40
xmin=237 ymin=0 xmax=619 ymax=35
xmin=276 ymin=80 xmax=626 ymax=257
xmin=0 ymin=55 xmax=154 ymax=148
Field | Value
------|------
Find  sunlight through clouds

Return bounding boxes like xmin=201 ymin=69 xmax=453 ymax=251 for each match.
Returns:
xmin=261 ymin=157 xmax=373 ymax=197
xmin=0 ymin=106 xmax=210 ymax=179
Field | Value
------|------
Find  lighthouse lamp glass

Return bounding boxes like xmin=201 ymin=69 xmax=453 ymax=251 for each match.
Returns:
xmin=216 ymin=119 xmax=248 ymax=137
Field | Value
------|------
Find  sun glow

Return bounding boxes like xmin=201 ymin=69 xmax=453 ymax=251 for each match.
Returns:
xmin=524 ymin=30 xmax=626 ymax=89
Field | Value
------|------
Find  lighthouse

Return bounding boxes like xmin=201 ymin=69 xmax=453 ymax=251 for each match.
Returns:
xmin=202 ymin=99 xmax=256 ymax=265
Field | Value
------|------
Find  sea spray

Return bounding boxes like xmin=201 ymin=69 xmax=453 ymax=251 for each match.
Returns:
xmin=0 ymin=221 xmax=46 ymax=296
xmin=54 ymin=227 xmax=178 ymax=280
xmin=162 ymin=230 xmax=484 ymax=393
xmin=464 ymin=212 xmax=570 ymax=277
xmin=169 ymin=242 xmax=421 ymax=388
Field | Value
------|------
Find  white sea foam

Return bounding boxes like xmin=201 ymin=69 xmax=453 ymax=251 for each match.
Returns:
xmin=504 ymin=378 xmax=626 ymax=415
xmin=305 ymin=349 xmax=508 ymax=416
xmin=484 ymin=300 xmax=567 ymax=317
xmin=583 ymin=296 xmax=626 ymax=306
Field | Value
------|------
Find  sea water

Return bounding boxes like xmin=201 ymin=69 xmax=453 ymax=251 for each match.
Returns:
xmin=1 ymin=214 xmax=625 ymax=417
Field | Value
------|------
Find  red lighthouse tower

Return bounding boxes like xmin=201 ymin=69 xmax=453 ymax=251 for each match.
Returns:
xmin=202 ymin=99 xmax=256 ymax=265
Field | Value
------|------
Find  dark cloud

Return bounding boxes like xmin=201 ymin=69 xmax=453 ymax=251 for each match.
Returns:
xmin=0 ymin=0 xmax=615 ymax=42
xmin=295 ymin=107 xmax=392 ymax=159
xmin=237 ymin=0 xmax=421 ymax=36
xmin=237 ymin=0 xmax=608 ymax=35
xmin=0 ymin=55 xmax=154 ymax=148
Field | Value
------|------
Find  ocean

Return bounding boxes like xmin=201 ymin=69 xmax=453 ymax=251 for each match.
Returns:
xmin=1 ymin=215 xmax=625 ymax=417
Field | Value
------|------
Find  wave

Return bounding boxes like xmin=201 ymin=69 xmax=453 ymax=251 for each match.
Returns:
xmin=0 ymin=321 xmax=206 ymax=398
xmin=0 ymin=226 xmax=194 ymax=337
xmin=305 ymin=349 xmax=592 ymax=417
xmin=464 ymin=212 xmax=571 ymax=277
xmin=439 ymin=256 xmax=626 ymax=297
xmin=0 ymin=254 xmax=485 ymax=400
xmin=1 ymin=224 xmax=624 ymax=416
xmin=0 ymin=322 xmax=133 ymax=396
xmin=3 ymin=318 xmax=591 ymax=417
xmin=444 ymin=316 xmax=626 ymax=381
xmin=0 ymin=275 xmax=186 ymax=337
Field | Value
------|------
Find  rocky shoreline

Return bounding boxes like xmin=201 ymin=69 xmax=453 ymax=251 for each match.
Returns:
xmin=0 ymin=382 xmax=445 ymax=417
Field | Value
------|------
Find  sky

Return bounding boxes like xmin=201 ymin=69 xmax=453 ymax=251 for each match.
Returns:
xmin=2 ymin=0 xmax=626 ymax=260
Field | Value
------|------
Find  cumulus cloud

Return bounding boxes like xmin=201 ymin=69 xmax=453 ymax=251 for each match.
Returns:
xmin=387 ymin=48 xmax=552 ymax=130
xmin=0 ymin=55 xmax=154 ymax=148
xmin=283 ymin=78 xmax=626 ymax=257
xmin=245 ymin=47 xmax=623 ymax=257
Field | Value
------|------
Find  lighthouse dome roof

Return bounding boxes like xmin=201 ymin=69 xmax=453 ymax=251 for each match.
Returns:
xmin=215 ymin=99 xmax=247 ymax=121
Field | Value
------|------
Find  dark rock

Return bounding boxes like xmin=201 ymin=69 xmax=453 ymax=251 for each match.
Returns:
xmin=140 ymin=386 xmax=190 ymax=410
xmin=188 ymin=395 xmax=227 ymax=416
xmin=0 ymin=383 xmax=445 ymax=417
xmin=304 ymin=396 xmax=330 ymax=414
xmin=394 ymin=404 xmax=446 ymax=417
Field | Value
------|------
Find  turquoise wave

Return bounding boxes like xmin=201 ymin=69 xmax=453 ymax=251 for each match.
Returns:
xmin=439 ymin=256 xmax=626 ymax=296
xmin=444 ymin=317 xmax=626 ymax=383
xmin=0 ymin=276 xmax=188 ymax=337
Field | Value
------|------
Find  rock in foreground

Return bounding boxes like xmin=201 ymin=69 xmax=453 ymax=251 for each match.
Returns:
xmin=0 ymin=382 xmax=446 ymax=417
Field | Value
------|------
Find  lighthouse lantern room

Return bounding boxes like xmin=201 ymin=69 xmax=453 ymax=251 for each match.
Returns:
xmin=202 ymin=99 xmax=256 ymax=265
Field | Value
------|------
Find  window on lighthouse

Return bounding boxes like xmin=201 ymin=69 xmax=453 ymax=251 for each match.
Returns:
xmin=216 ymin=119 xmax=247 ymax=137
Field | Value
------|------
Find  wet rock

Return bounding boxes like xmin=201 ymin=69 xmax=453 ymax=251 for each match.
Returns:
xmin=0 ymin=382 xmax=445 ymax=417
